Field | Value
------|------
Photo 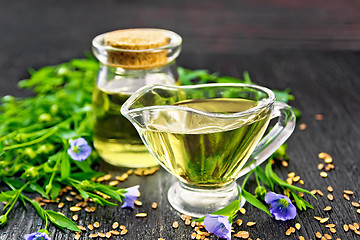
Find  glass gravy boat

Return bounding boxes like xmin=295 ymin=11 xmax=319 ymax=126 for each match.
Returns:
xmin=121 ymin=83 xmax=295 ymax=217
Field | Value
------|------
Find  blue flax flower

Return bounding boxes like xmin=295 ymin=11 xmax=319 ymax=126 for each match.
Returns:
xmin=67 ymin=137 xmax=91 ymax=161
xmin=265 ymin=192 xmax=297 ymax=221
xmin=121 ymin=185 xmax=140 ymax=209
xmin=24 ymin=232 xmax=50 ymax=240
xmin=204 ymin=214 xmax=231 ymax=240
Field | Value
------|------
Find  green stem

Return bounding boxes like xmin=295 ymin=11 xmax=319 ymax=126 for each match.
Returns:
xmin=4 ymin=182 xmax=30 ymax=217
xmin=45 ymin=151 xmax=62 ymax=195
xmin=255 ymin=172 xmax=260 ymax=187
xmin=3 ymin=127 xmax=58 ymax=151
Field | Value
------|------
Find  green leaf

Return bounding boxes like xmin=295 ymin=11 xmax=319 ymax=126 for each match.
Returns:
xmin=254 ymin=167 xmax=271 ymax=187
xmin=195 ymin=199 xmax=240 ymax=222
xmin=49 ymin=182 xmax=61 ymax=200
xmin=72 ymin=159 xmax=93 ymax=172
xmin=29 ymin=183 xmax=48 ymax=199
xmin=70 ymin=171 xmax=103 ymax=181
xmin=30 ymin=200 xmax=47 ymax=220
xmin=242 ymin=189 xmax=272 ymax=217
xmin=291 ymin=191 xmax=313 ymax=211
xmin=46 ymin=210 xmax=80 ymax=232
xmin=95 ymin=184 xmax=122 ymax=202
xmin=60 ymin=154 xmax=71 ymax=180
xmin=87 ymin=192 xmax=117 ymax=206
xmin=0 ymin=190 xmax=17 ymax=202
xmin=265 ymin=161 xmax=274 ymax=190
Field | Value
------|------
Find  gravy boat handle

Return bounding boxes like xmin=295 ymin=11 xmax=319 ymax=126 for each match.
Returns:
xmin=237 ymin=101 xmax=296 ymax=177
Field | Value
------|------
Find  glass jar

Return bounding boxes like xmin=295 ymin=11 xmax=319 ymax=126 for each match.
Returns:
xmin=91 ymin=29 xmax=182 ymax=167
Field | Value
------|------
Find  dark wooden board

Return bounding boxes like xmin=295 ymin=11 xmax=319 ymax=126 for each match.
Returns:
xmin=1 ymin=0 xmax=360 ymax=239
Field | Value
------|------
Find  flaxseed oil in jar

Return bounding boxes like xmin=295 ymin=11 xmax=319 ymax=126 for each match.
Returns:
xmin=91 ymin=29 xmax=182 ymax=167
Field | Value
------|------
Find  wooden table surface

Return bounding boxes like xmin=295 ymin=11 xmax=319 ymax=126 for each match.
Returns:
xmin=1 ymin=1 xmax=360 ymax=239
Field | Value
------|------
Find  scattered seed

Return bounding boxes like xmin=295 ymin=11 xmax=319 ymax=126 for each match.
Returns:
xmin=324 ymin=206 xmax=332 ymax=211
xmin=327 ymin=186 xmax=333 ymax=192
xmin=93 ymin=222 xmax=100 ymax=228
xmin=66 ymin=196 xmax=73 ymax=202
xmin=320 ymin=172 xmax=328 ymax=178
xmin=344 ymin=224 xmax=349 ymax=231
xmin=74 ymin=232 xmax=81 ymax=240
xmin=85 ymin=207 xmax=91 ymax=212
xmin=72 ymin=215 xmax=79 ymax=221
xmin=290 ymin=227 xmax=296 ymax=233
xmin=246 ymin=222 xmax=256 ymax=227
xmin=299 ymin=123 xmax=307 ymax=130
xmin=120 ymin=229 xmax=128 ymax=235
xmin=239 ymin=208 xmax=246 ymax=214
xmin=317 ymin=190 xmax=324 ymax=196
xmin=109 ymin=180 xmax=119 ymax=187
xmin=324 ymin=156 xmax=332 ymax=164
xmin=105 ymin=232 xmax=111 ymax=238
xmin=357 ymin=209 xmax=360 ymax=214
xmin=320 ymin=217 xmax=329 ymax=223
xmin=299 ymin=236 xmax=305 ymax=240
xmin=315 ymin=114 xmax=324 ymax=120
xmin=355 ymin=230 xmax=360 ymax=235
xmin=136 ymin=213 xmax=147 ymax=218
xmin=295 ymin=223 xmax=301 ymax=230
xmin=330 ymin=227 xmax=336 ymax=233
xmin=352 ymin=202 xmax=360 ymax=207
xmin=318 ymin=163 xmax=325 ymax=170
xmin=288 ymin=172 xmax=295 ymax=178
xmin=151 ymin=202 xmax=158 ymax=209
xmin=89 ymin=233 xmax=98 ymax=238
xmin=90 ymin=206 xmax=96 ymax=212
xmin=88 ymin=224 xmax=94 ymax=230
xmin=282 ymin=161 xmax=288 ymax=167
xmin=315 ymin=232 xmax=322 ymax=238
xmin=134 ymin=169 xmax=144 ymax=176
xmin=327 ymin=194 xmax=334 ymax=201
xmin=349 ymin=224 xmax=356 ymax=231
xmin=77 ymin=225 xmax=86 ymax=231
xmin=299 ymin=179 xmax=304 ymax=185
xmin=286 ymin=178 xmax=293 ymax=185
xmin=234 ymin=231 xmax=249 ymax=238
xmin=191 ymin=221 xmax=196 ymax=228
xmin=110 ymin=230 xmax=119 ymax=236
xmin=58 ymin=202 xmax=64 ymax=208
xmin=236 ymin=219 xmax=243 ymax=226
xmin=173 ymin=221 xmax=179 ymax=229
xmin=112 ymin=222 xmax=119 ymax=229
xmin=324 ymin=233 xmax=332 ymax=239
xmin=70 ymin=206 xmax=82 ymax=212
xmin=325 ymin=224 xmax=335 ymax=228
xmin=343 ymin=194 xmax=350 ymax=201
xmin=119 ymin=225 xmax=126 ymax=230
xmin=343 ymin=190 xmax=354 ymax=195
xmin=103 ymin=174 xmax=112 ymax=181
xmin=318 ymin=152 xmax=328 ymax=159
xmin=285 ymin=229 xmax=292 ymax=236
xmin=98 ymin=232 xmax=105 ymax=237
xmin=354 ymin=222 xmax=359 ymax=229
xmin=314 ymin=216 xmax=323 ymax=221
xmin=293 ymin=176 xmax=300 ymax=182
xmin=134 ymin=200 xmax=142 ymax=207
xmin=311 ymin=190 xmax=317 ymax=195
xmin=298 ymin=192 xmax=304 ymax=198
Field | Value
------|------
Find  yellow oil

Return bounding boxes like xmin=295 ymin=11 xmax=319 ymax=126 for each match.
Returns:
xmin=142 ymin=98 xmax=271 ymax=187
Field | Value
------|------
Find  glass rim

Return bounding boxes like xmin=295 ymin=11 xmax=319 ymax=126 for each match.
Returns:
xmin=92 ymin=28 xmax=182 ymax=53
xmin=121 ymin=83 xmax=276 ymax=119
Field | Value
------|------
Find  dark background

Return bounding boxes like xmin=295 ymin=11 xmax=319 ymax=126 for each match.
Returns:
xmin=1 ymin=0 xmax=360 ymax=239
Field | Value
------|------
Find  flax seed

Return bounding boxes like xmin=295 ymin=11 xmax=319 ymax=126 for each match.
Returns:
xmin=120 ymin=229 xmax=128 ymax=235
xmin=85 ymin=206 xmax=91 ymax=212
xmin=90 ymin=206 xmax=96 ymax=212
xmin=324 ymin=206 xmax=332 ymax=211
xmin=285 ymin=229 xmax=292 ymax=236
xmin=152 ymin=202 xmax=158 ymax=209
xmin=324 ymin=233 xmax=332 ymax=239
xmin=349 ymin=224 xmax=356 ymax=231
xmin=70 ymin=206 xmax=82 ymax=212
xmin=185 ymin=218 xmax=191 ymax=225
xmin=247 ymin=222 xmax=256 ymax=227
xmin=234 ymin=231 xmax=249 ymax=238
xmin=330 ymin=227 xmax=336 ymax=233
xmin=298 ymin=192 xmax=304 ymax=197
xmin=109 ymin=180 xmax=119 ymax=186
xmin=75 ymin=195 xmax=83 ymax=200
xmin=236 ymin=219 xmax=243 ymax=226
xmin=327 ymin=186 xmax=333 ymax=192
xmin=354 ymin=222 xmax=359 ymax=229
xmin=315 ymin=232 xmax=322 ymax=238
xmin=317 ymin=190 xmax=324 ymax=196
xmin=343 ymin=190 xmax=354 ymax=195
xmin=134 ymin=200 xmax=142 ymax=207
xmin=89 ymin=233 xmax=98 ymax=238
xmin=318 ymin=163 xmax=324 ymax=170
xmin=136 ymin=213 xmax=147 ymax=218
xmin=134 ymin=169 xmax=144 ymax=176
xmin=119 ymin=225 xmax=126 ymax=230
xmin=58 ymin=202 xmax=65 ymax=208
xmin=355 ymin=230 xmax=360 ymax=235
xmin=282 ymin=161 xmax=288 ymax=167
xmin=299 ymin=236 xmax=305 ymax=240
xmin=290 ymin=227 xmax=295 ymax=233
xmin=299 ymin=179 xmax=304 ymax=185
xmin=93 ymin=222 xmax=100 ymax=228
xmin=77 ymin=225 xmax=86 ymax=231
xmin=299 ymin=123 xmax=307 ymax=130
xmin=343 ymin=194 xmax=350 ymax=201
xmin=315 ymin=114 xmax=324 ymax=120
xmin=88 ymin=224 xmax=94 ymax=230
xmin=352 ymin=202 xmax=360 ymax=207
xmin=311 ymin=190 xmax=317 ymax=195
xmin=103 ymin=174 xmax=112 ymax=181
xmin=66 ymin=196 xmax=73 ymax=202
xmin=110 ymin=230 xmax=119 ymax=235
xmin=357 ymin=209 xmax=360 ymax=214
xmin=173 ymin=221 xmax=179 ymax=228
xmin=288 ymin=172 xmax=295 ymax=178
xmin=72 ymin=215 xmax=79 ymax=221
xmin=75 ymin=232 xmax=81 ymax=240
xmin=105 ymin=232 xmax=111 ymax=238
xmin=327 ymin=194 xmax=334 ymax=201
xmin=239 ymin=208 xmax=246 ymax=214
xmin=324 ymin=156 xmax=332 ymax=164
xmin=314 ymin=216 xmax=323 ymax=221
xmin=325 ymin=224 xmax=335 ymax=228
xmin=343 ymin=224 xmax=349 ymax=231
xmin=295 ymin=223 xmax=301 ymax=230
xmin=320 ymin=217 xmax=329 ymax=224
xmin=293 ymin=176 xmax=300 ymax=182
xmin=98 ymin=232 xmax=105 ymax=237
xmin=320 ymin=172 xmax=328 ymax=178
xmin=286 ymin=178 xmax=293 ymax=185
xmin=191 ymin=233 xmax=197 ymax=239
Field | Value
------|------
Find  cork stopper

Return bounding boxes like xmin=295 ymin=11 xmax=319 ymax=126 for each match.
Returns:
xmin=104 ymin=29 xmax=171 ymax=69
